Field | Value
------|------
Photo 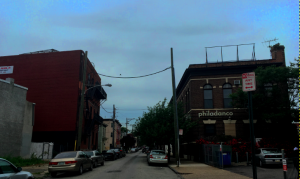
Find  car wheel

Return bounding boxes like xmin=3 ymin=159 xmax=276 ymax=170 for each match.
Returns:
xmin=148 ymin=162 xmax=152 ymax=166
xmin=89 ymin=163 xmax=93 ymax=171
xmin=78 ymin=165 xmax=83 ymax=175
xmin=101 ymin=161 xmax=105 ymax=166
xmin=50 ymin=172 xmax=57 ymax=177
xmin=93 ymin=161 xmax=97 ymax=168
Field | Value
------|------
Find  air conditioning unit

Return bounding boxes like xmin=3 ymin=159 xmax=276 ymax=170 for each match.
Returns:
xmin=234 ymin=80 xmax=241 ymax=85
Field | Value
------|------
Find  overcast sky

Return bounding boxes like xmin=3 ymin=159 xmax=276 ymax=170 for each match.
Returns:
xmin=0 ymin=0 xmax=297 ymax=131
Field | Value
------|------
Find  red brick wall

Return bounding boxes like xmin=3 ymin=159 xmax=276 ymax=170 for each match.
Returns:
xmin=0 ymin=50 xmax=82 ymax=132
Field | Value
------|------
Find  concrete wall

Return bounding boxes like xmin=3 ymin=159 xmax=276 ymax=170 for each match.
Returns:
xmin=29 ymin=142 xmax=54 ymax=159
xmin=0 ymin=78 xmax=34 ymax=157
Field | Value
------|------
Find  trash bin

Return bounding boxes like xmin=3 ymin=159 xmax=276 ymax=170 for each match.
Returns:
xmin=219 ymin=152 xmax=231 ymax=166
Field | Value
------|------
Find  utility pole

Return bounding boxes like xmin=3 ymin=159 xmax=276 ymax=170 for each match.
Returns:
xmin=170 ymin=48 xmax=180 ymax=167
xmin=126 ymin=118 xmax=135 ymax=135
xmin=77 ymin=51 xmax=88 ymax=150
xmin=112 ymin=104 xmax=115 ymax=149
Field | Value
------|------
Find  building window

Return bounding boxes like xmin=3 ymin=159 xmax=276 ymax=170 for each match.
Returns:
xmin=111 ymin=122 xmax=113 ymax=128
xmin=204 ymin=84 xmax=213 ymax=109
xmin=204 ymin=124 xmax=215 ymax=136
xmin=264 ymin=83 xmax=273 ymax=97
xmin=111 ymin=132 xmax=113 ymax=137
xmin=223 ymin=83 xmax=232 ymax=108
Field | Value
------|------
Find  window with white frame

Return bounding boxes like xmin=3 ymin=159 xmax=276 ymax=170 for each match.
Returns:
xmin=223 ymin=83 xmax=232 ymax=108
xmin=204 ymin=84 xmax=213 ymax=109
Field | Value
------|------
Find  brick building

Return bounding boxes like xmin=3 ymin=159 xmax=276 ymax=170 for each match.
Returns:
xmin=103 ymin=119 xmax=122 ymax=150
xmin=0 ymin=49 xmax=107 ymax=153
xmin=173 ymin=44 xmax=287 ymax=160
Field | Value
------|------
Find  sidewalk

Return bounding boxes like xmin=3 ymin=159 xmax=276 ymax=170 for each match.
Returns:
xmin=168 ymin=158 xmax=251 ymax=179
xmin=22 ymin=163 xmax=49 ymax=179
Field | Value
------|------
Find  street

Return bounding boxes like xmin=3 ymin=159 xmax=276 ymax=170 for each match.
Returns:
xmin=50 ymin=151 xmax=180 ymax=179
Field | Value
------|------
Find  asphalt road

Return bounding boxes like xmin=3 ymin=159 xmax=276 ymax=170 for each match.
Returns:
xmin=52 ymin=151 xmax=180 ymax=179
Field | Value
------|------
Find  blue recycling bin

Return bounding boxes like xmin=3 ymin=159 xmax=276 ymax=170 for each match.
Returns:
xmin=219 ymin=151 xmax=231 ymax=166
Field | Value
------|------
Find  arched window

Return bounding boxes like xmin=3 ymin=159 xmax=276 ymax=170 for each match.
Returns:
xmin=223 ymin=83 xmax=232 ymax=108
xmin=204 ymin=84 xmax=213 ymax=109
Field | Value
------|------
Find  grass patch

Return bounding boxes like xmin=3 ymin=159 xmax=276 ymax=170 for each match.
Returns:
xmin=0 ymin=156 xmax=48 ymax=167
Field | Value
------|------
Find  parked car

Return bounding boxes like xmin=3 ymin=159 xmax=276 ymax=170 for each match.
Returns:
xmin=112 ymin=149 xmax=122 ymax=158
xmin=84 ymin=150 xmax=105 ymax=167
xmin=48 ymin=151 xmax=93 ymax=177
xmin=142 ymin=147 xmax=149 ymax=153
xmin=131 ymin=148 xmax=136 ymax=153
xmin=255 ymin=148 xmax=283 ymax=167
xmin=102 ymin=150 xmax=117 ymax=161
xmin=118 ymin=147 xmax=126 ymax=157
xmin=0 ymin=158 xmax=34 ymax=179
xmin=147 ymin=150 xmax=168 ymax=166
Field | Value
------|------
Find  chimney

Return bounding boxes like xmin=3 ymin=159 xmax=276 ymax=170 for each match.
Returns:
xmin=270 ymin=43 xmax=286 ymax=67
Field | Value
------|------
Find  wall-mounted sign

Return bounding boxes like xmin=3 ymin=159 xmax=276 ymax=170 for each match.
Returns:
xmin=198 ymin=110 xmax=233 ymax=118
xmin=0 ymin=66 xmax=13 ymax=74
xmin=179 ymin=129 xmax=183 ymax=135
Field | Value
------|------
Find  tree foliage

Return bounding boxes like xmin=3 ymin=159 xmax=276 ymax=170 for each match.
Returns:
xmin=230 ymin=59 xmax=299 ymax=124
xmin=133 ymin=98 xmax=199 ymax=148
xmin=121 ymin=127 xmax=129 ymax=133
xmin=120 ymin=135 xmax=136 ymax=150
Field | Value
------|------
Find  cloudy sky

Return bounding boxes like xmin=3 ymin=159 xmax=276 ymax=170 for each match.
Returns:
xmin=0 ymin=0 xmax=297 ymax=130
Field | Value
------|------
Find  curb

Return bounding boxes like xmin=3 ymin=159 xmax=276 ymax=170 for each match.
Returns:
xmin=167 ymin=165 xmax=185 ymax=179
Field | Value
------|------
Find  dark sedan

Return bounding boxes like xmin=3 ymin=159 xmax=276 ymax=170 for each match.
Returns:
xmin=112 ymin=149 xmax=122 ymax=158
xmin=102 ymin=150 xmax=117 ymax=161
xmin=85 ymin=150 xmax=105 ymax=167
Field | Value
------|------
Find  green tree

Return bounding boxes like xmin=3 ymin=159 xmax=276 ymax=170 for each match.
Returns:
xmin=133 ymin=98 xmax=199 ymax=158
xmin=230 ymin=58 xmax=299 ymax=137
xmin=121 ymin=127 xmax=129 ymax=133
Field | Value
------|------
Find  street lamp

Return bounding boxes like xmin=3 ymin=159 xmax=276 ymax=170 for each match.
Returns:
xmin=84 ymin=84 xmax=112 ymax=94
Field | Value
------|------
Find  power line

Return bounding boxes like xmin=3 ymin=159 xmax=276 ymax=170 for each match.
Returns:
xmin=98 ymin=67 xmax=171 ymax=78
xmin=101 ymin=105 xmax=113 ymax=113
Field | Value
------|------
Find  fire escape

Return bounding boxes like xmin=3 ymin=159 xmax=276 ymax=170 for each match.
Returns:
xmin=84 ymin=78 xmax=107 ymax=140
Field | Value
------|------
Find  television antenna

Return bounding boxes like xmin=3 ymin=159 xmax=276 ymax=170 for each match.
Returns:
xmin=262 ymin=38 xmax=278 ymax=48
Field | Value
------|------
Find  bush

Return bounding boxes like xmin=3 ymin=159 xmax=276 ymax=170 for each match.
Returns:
xmin=1 ymin=155 xmax=48 ymax=167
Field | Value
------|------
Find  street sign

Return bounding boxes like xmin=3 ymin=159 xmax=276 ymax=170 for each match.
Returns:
xmin=282 ymin=159 xmax=287 ymax=171
xmin=242 ymin=72 xmax=256 ymax=92
xmin=0 ymin=66 xmax=13 ymax=74
xmin=179 ymin=129 xmax=183 ymax=135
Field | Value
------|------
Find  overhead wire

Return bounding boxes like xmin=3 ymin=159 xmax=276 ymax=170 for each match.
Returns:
xmin=98 ymin=67 xmax=171 ymax=78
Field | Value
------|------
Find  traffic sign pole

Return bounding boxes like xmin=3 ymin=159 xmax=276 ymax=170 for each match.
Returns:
xmin=248 ymin=91 xmax=257 ymax=179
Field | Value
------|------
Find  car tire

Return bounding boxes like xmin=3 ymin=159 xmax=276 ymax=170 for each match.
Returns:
xmin=89 ymin=163 xmax=93 ymax=171
xmin=50 ymin=172 xmax=57 ymax=177
xmin=101 ymin=161 xmax=104 ymax=166
xmin=148 ymin=162 xmax=152 ymax=166
xmin=93 ymin=161 xmax=97 ymax=168
xmin=78 ymin=165 xmax=83 ymax=175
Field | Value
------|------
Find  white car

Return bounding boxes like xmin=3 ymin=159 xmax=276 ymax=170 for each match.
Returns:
xmin=131 ymin=148 xmax=136 ymax=152
xmin=0 ymin=158 xmax=34 ymax=179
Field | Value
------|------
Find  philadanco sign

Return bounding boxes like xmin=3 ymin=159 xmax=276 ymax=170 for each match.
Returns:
xmin=198 ymin=110 xmax=233 ymax=118
xmin=0 ymin=66 xmax=14 ymax=74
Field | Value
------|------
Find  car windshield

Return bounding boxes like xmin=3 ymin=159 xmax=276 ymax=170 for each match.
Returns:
xmin=85 ymin=151 xmax=94 ymax=156
xmin=114 ymin=149 xmax=119 ymax=151
xmin=102 ymin=151 xmax=107 ymax=153
xmin=107 ymin=150 xmax=114 ymax=153
xmin=54 ymin=152 xmax=77 ymax=159
xmin=151 ymin=151 xmax=165 ymax=155
xmin=262 ymin=149 xmax=279 ymax=154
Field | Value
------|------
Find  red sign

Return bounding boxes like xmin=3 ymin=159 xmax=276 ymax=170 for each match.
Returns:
xmin=242 ymin=72 xmax=256 ymax=92
xmin=179 ymin=129 xmax=183 ymax=135
xmin=282 ymin=159 xmax=287 ymax=171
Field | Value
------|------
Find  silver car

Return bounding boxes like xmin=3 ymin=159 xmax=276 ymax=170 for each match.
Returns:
xmin=84 ymin=150 xmax=105 ymax=167
xmin=0 ymin=158 xmax=34 ymax=179
xmin=147 ymin=150 xmax=168 ymax=166
xmin=48 ymin=151 xmax=93 ymax=177
xmin=255 ymin=148 xmax=283 ymax=167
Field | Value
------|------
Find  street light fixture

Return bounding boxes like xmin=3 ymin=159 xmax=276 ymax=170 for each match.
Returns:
xmin=84 ymin=84 xmax=112 ymax=94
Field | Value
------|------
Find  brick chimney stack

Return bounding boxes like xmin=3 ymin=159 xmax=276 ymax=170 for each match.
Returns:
xmin=270 ymin=43 xmax=286 ymax=67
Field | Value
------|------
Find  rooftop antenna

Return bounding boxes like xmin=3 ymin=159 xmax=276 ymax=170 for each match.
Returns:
xmin=262 ymin=38 xmax=278 ymax=58
xmin=262 ymin=38 xmax=278 ymax=48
